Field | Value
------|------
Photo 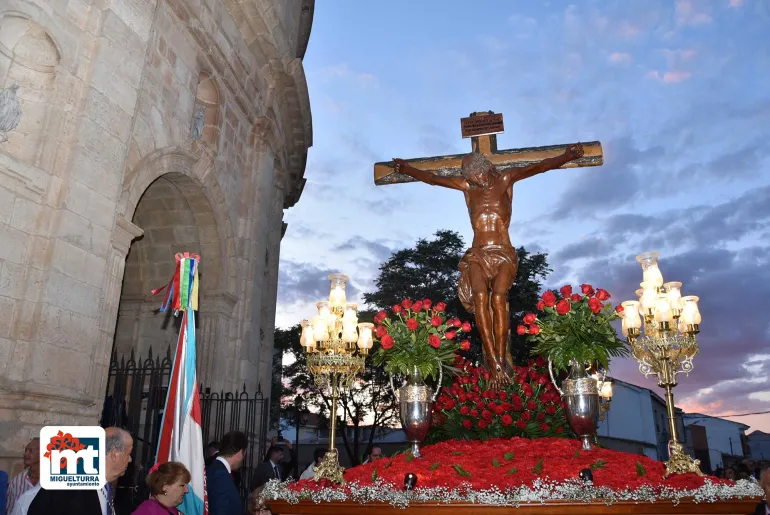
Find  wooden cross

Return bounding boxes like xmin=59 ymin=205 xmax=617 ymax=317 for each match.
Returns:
xmin=373 ymin=111 xmax=603 ymax=185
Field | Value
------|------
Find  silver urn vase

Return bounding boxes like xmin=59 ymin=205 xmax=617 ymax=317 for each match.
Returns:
xmin=394 ymin=366 xmax=435 ymax=458
xmin=549 ymin=359 xmax=600 ymax=450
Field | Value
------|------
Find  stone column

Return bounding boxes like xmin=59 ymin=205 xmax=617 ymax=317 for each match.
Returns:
xmin=198 ymin=290 xmax=238 ymax=391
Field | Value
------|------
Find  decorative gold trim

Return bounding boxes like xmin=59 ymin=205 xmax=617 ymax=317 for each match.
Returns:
xmin=562 ymin=377 xmax=598 ymax=396
xmin=397 ymin=385 xmax=432 ymax=403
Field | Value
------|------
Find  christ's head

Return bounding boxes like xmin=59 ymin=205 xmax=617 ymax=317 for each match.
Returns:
xmin=461 ymin=152 xmax=496 ymax=188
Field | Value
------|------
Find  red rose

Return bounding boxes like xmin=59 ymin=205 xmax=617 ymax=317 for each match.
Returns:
xmin=381 ymin=334 xmax=394 ymax=349
xmin=580 ymin=284 xmax=594 ymax=296
xmin=515 ymin=420 xmax=527 ymax=429
xmin=462 ymin=419 xmax=472 ymax=429
xmin=402 ymin=299 xmax=413 ymax=309
xmin=478 ymin=420 xmax=487 ymax=429
xmin=523 ymin=313 xmax=537 ymax=325
xmin=461 ymin=321 xmax=472 ymax=332
xmin=546 ymin=405 xmax=556 ymax=415
xmin=595 ymin=288 xmax=611 ymax=301
xmin=560 ymin=285 xmax=572 ymax=298
xmin=537 ymin=375 xmax=547 ymax=385
xmin=429 ymin=334 xmax=441 ymax=348
xmin=412 ymin=301 xmax=423 ymax=312
xmin=535 ymin=357 xmax=545 ymax=367
xmin=470 ymin=409 xmax=479 ymax=418
xmin=542 ymin=291 xmax=557 ymax=307
xmin=445 ymin=330 xmax=456 ymax=340
xmin=445 ymin=399 xmax=456 ymax=410
xmin=536 ymin=300 xmax=545 ymax=311
xmin=516 ymin=324 xmax=527 ymax=335
xmin=526 ymin=400 xmax=536 ymax=410
xmin=392 ymin=304 xmax=402 ymax=314
xmin=498 ymin=391 xmax=508 ymax=401
xmin=476 ymin=401 xmax=486 ymax=410
xmin=423 ymin=299 xmax=432 ymax=309
xmin=460 ymin=405 xmax=470 ymax=415
xmin=460 ymin=340 xmax=470 ymax=351
xmin=556 ymin=426 xmax=563 ymax=433
xmin=555 ymin=299 xmax=571 ymax=315
xmin=481 ymin=409 xmax=492 ymax=421
xmin=502 ymin=414 xmax=513 ymax=426
xmin=494 ymin=405 xmax=505 ymax=415
xmin=406 ymin=318 xmax=419 ymax=331
xmin=521 ymin=411 xmax=531 ymax=421
xmin=615 ymin=304 xmax=624 ymax=314
xmin=588 ymin=297 xmax=603 ymax=314
xmin=529 ymin=324 xmax=540 ymax=335
xmin=430 ymin=316 xmax=442 ymax=327
xmin=375 ymin=310 xmax=387 ymax=323
xmin=570 ymin=293 xmax=582 ymax=302
xmin=435 ymin=302 xmax=446 ymax=312
xmin=536 ymin=412 xmax=545 ymax=421
xmin=540 ymin=422 xmax=549 ymax=432
xmin=375 ymin=325 xmax=388 ymax=338
xmin=453 ymin=319 xmax=462 ymax=328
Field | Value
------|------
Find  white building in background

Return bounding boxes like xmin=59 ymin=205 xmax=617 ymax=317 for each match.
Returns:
xmin=747 ymin=431 xmax=770 ymax=461
xmin=682 ymin=413 xmax=749 ymax=470
xmin=597 ymin=378 xmax=686 ymax=461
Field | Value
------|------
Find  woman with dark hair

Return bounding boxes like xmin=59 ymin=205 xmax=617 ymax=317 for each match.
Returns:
xmin=131 ymin=461 xmax=191 ymax=515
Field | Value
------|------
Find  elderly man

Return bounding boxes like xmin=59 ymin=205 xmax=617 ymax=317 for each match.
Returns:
xmin=28 ymin=427 xmax=133 ymax=515
xmin=6 ymin=438 xmax=40 ymax=514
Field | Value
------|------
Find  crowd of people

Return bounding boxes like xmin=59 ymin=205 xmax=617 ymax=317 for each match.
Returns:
xmin=0 ymin=428 xmax=385 ymax=515
xmin=4 ymin=431 xmax=765 ymax=515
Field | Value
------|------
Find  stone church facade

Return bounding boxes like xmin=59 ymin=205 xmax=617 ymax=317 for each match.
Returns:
xmin=0 ymin=0 xmax=313 ymax=471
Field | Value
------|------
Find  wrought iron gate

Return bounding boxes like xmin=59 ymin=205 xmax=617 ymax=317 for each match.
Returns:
xmin=101 ymin=346 xmax=270 ymax=512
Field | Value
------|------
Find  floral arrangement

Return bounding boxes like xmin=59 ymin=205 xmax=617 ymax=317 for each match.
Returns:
xmin=263 ymin=437 xmax=761 ymax=508
xmin=521 ymin=284 xmax=629 ymax=373
xmin=428 ymin=355 xmax=569 ymax=442
xmin=371 ymin=298 xmax=469 ymax=381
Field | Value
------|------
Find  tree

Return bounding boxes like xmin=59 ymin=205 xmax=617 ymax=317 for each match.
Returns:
xmin=276 ymin=322 xmax=398 ymax=466
xmin=363 ymin=230 xmax=552 ymax=364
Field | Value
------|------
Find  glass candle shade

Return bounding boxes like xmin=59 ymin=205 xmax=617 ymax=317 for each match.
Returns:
xmin=637 ymin=252 xmax=664 ymax=288
xmin=357 ymin=323 xmax=374 ymax=350
xmin=680 ymin=296 xmax=702 ymax=325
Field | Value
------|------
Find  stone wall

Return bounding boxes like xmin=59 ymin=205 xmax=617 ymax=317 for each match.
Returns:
xmin=0 ymin=0 xmax=313 ymax=474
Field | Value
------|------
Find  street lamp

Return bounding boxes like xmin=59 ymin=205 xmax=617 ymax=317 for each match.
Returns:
xmin=621 ymin=252 xmax=703 ymax=477
xmin=299 ymin=273 xmax=370 ymax=484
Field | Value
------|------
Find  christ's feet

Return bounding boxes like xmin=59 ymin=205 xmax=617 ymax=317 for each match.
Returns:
xmin=489 ymin=363 xmax=511 ymax=389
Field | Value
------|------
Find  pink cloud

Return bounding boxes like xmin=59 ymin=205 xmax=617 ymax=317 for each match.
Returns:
xmin=609 ymin=52 xmax=633 ymax=65
xmin=647 ymin=69 xmax=692 ymax=83
xmin=676 ymin=0 xmax=713 ymax=25
xmin=729 ymin=0 xmax=743 ymax=7
xmin=618 ymin=22 xmax=642 ymax=38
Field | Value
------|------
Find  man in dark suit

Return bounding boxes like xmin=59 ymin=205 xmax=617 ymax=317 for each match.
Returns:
xmin=207 ymin=431 xmax=247 ymax=515
xmin=754 ymin=464 xmax=769 ymax=515
xmin=28 ymin=427 xmax=133 ymax=515
xmin=251 ymin=441 xmax=296 ymax=488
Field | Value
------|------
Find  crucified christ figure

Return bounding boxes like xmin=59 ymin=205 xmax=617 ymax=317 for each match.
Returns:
xmin=393 ymin=143 xmax=585 ymax=388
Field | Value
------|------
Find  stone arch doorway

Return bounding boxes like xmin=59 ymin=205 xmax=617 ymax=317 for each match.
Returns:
xmin=113 ymin=172 xmax=227 ymax=386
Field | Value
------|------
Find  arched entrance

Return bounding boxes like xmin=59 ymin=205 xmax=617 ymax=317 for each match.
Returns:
xmin=113 ymin=172 xmax=224 ymax=385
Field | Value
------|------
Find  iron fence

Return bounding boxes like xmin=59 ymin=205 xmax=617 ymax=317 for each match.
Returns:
xmin=101 ymin=346 xmax=269 ymax=513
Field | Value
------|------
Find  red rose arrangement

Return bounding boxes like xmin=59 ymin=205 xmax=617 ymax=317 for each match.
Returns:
xmin=371 ymin=299 xmax=469 ymax=381
xmin=287 ymin=437 xmax=729 ymax=494
xmin=427 ymin=355 xmax=569 ymax=442
xmin=524 ymin=284 xmax=629 ymax=374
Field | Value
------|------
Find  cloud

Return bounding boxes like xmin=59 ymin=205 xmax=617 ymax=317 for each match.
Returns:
xmin=337 ymin=236 xmax=397 ymax=264
xmin=312 ymin=64 xmax=379 ymax=88
xmin=608 ymin=52 xmax=633 ymax=65
xmin=507 ymin=14 xmax=538 ymax=38
xmin=675 ymin=0 xmax=713 ymax=26
xmin=728 ymin=0 xmax=743 ymax=7
xmin=552 ymin=237 xmax=613 ymax=263
xmin=278 ymin=260 xmax=362 ymax=305
xmin=647 ymin=70 xmax=692 ymax=83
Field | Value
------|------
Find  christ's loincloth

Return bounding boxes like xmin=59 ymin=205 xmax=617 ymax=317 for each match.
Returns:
xmin=458 ymin=244 xmax=519 ymax=313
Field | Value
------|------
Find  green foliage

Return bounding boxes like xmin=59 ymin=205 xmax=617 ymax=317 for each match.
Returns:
xmin=405 ymin=453 xmax=415 ymax=461
xmin=527 ymin=287 xmax=629 ymax=374
xmin=507 ymin=466 xmax=518 ymax=475
xmin=636 ymin=461 xmax=646 ymax=477
xmin=452 ymin=464 xmax=472 ymax=477
xmin=531 ymin=458 xmax=544 ymax=475
xmin=504 ymin=452 xmax=515 ymax=461
xmin=590 ymin=458 xmax=608 ymax=470
xmin=372 ymin=468 xmax=378 ymax=482
xmin=429 ymin=461 xmax=441 ymax=471
xmin=492 ymin=458 xmax=501 ymax=468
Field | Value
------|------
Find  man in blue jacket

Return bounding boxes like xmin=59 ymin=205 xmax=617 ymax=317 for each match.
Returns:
xmin=206 ymin=431 xmax=248 ymax=515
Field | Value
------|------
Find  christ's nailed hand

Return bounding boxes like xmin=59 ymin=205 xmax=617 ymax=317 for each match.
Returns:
xmin=565 ymin=143 xmax=584 ymax=160
xmin=392 ymin=158 xmax=407 ymax=174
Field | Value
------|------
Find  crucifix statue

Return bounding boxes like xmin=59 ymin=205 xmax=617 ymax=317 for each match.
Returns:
xmin=374 ymin=111 xmax=603 ymax=388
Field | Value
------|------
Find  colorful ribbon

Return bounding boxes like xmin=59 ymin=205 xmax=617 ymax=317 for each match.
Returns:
xmin=151 ymin=252 xmax=200 ymax=313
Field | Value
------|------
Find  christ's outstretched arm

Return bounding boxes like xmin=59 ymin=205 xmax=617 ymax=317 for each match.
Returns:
xmin=393 ymin=158 xmax=468 ymax=191
xmin=501 ymin=143 xmax=585 ymax=183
